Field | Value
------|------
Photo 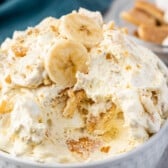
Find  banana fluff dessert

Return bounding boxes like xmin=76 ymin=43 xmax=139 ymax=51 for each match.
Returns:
xmin=0 ymin=8 xmax=168 ymax=164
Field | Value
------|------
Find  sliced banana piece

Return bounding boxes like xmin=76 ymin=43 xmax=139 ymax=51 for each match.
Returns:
xmin=45 ymin=39 xmax=89 ymax=87
xmin=78 ymin=8 xmax=103 ymax=27
xmin=59 ymin=13 xmax=103 ymax=48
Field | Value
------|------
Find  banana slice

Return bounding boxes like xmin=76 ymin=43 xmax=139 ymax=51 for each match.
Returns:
xmin=59 ymin=13 xmax=103 ymax=48
xmin=45 ymin=39 xmax=89 ymax=87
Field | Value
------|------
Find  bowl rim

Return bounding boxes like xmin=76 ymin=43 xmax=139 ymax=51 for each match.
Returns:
xmin=128 ymin=36 xmax=168 ymax=54
xmin=0 ymin=120 xmax=168 ymax=168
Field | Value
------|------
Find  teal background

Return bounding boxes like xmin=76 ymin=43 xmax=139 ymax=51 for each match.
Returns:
xmin=0 ymin=0 xmax=112 ymax=43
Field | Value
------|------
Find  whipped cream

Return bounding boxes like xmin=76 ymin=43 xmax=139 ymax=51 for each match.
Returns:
xmin=0 ymin=9 xmax=168 ymax=163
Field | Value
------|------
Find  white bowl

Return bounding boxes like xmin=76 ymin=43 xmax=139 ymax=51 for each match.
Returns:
xmin=0 ymin=1 xmax=168 ymax=166
xmin=0 ymin=120 xmax=168 ymax=168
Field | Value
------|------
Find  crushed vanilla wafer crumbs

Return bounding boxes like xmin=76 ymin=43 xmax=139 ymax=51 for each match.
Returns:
xmin=0 ymin=8 xmax=168 ymax=164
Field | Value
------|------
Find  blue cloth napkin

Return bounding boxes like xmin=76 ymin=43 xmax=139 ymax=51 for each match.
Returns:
xmin=0 ymin=0 xmax=112 ymax=43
